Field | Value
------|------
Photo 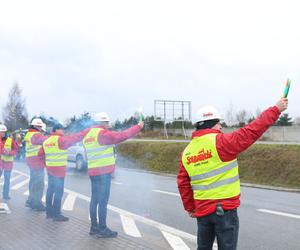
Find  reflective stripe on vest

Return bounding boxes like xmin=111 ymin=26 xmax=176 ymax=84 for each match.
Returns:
xmin=1 ymin=137 xmax=14 ymax=162
xmin=24 ymin=131 xmax=42 ymax=158
xmin=182 ymin=133 xmax=240 ymax=200
xmin=43 ymin=136 xmax=67 ymax=167
xmin=83 ymin=128 xmax=115 ymax=169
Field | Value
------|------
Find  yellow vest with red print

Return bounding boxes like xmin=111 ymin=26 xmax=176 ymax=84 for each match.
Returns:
xmin=43 ymin=136 xmax=67 ymax=167
xmin=24 ymin=131 xmax=42 ymax=158
xmin=182 ymin=133 xmax=240 ymax=200
xmin=1 ymin=137 xmax=14 ymax=162
xmin=83 ymin=128 xmax=115 ymax=169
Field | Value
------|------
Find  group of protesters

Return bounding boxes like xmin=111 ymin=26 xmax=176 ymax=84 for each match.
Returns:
xmin=0 ymin=112 xmax=144 ymax=238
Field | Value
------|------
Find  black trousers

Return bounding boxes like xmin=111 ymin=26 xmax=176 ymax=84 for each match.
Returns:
xmin=197 ymin=209 xmax=239 ymax=250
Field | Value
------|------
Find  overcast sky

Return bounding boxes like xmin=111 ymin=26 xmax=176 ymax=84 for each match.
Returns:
xmin=0 ymin=0 xmax=299 ymax=124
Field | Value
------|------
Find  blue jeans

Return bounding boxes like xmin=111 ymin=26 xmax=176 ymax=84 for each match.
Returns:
xmin=28 ymin=169 xmax=45 ymax=207
xmin=196 ymin=209 xmax=239 ymax=250
xmin=46 ymin=174 xmax=64 ymax=217
xmin=0 ymin=170 xmax=11 ymax=199
xmin=89 ymin=174 xmax=111 ymax=230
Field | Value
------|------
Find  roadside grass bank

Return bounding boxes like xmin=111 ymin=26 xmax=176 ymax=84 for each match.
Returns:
xmin=116 ymin=142 xmax=300 ymax=189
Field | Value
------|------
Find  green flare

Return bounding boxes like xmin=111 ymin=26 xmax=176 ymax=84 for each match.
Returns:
xmin=139 ymin=113 xmax=144 ymax=122
xmin=283 ymin=79 xmax=291 ymax=98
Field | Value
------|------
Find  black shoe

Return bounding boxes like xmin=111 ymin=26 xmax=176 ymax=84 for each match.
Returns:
xmin=33 ymin=204 xmax=46 ymax=212
xmin=46 ymin=214 xmax=54 ymax=219
xmin=53 ymin=214 xmax=69 ymax=222
xmin=89 ymin=226 xmax=100 ymax=235
xmin=97 ymin=228 xmax=118 ymax=238
xmin=25 ymin=200 xmax=32 ymax=207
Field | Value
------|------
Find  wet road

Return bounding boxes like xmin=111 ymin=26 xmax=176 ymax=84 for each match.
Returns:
xmin=12 ymin=162 xmax=300 ymax=250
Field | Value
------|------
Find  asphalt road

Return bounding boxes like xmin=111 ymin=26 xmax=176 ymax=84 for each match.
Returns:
xmin=12 ymin=162 xmax=300 ymax=250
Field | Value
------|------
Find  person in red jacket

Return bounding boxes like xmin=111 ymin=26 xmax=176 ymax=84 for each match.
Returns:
xmin=24 ymin=118 xmax=47 ymax=211
xmin=0 ymin=124 xmax=18 ymax=200
xmin=177 ymin=98 xmax=288 ymax=250
xmin=32 ymin=123 xmax=88 ymax=221
xmin=84 ymin=112 xmax=144 ymax=237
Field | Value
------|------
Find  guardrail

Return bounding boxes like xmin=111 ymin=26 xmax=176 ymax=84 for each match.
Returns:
xmin=153 ymin=126 xmax=300 ymax=142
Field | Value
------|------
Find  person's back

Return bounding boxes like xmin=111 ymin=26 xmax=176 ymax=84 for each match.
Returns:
xmin=178 ymin=98 xmax=288 ymax=250
xmin=84 ymin=112 xmax=144 ymax=238
xmin=32 ymin=123 xmax=89 ymax=221
xmin=0 ymin=125 xmax=18 ymax=200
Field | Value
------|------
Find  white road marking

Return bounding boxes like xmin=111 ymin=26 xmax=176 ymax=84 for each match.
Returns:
xmin=112 ymin=181 xmax=122 ymax=185
xmin=11 ymin=178 xmax=29 ymax=190
xmin=120 ymin=214 xmax=142 ymax=238
xmin=107 ymin=205 xmax=197 ymax=242
xmin=13 ymin=169 xmax=197 ymax=244
xmin=213 ymin=242 xmax=218 ymax=250
xmin=0 ymin=203 xmax=11 ymax=214
xmin=62 ymin=193 xmax=76 ymax=211
xmin=257 ymin=209 xmax=300 ymax=220
xmin=0 ymin=174 xmax=22 ymax=185
xmin=162 ymin=231 xmax=190 ymax=250
xmin=153 ymin=190 xmax=180 ymax=197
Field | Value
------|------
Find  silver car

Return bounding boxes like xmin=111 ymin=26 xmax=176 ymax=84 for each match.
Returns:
xmin=67 ymin=142 xmax=117 ymax=175
xmin=67 ymin=142 xmax=87 ymax=171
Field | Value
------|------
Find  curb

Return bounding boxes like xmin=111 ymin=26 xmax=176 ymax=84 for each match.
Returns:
xmin=240 ymin=182 xmax=300 ymax=193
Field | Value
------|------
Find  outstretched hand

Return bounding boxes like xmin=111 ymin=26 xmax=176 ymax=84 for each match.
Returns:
xmin=276 ymin=98 xmax=288 ymax=112
xmin=138 ymin=121 xmax=144 ymax=129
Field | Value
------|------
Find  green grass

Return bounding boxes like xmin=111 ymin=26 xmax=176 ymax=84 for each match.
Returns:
xmin=116 ymin=142 xmax=300 ymax=189
xmin=238 ymin=144 xmax=300 ymax=188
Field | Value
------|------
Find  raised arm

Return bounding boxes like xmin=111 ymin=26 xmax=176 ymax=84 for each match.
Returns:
xmin=217 ymin=98 xmax=288 ymax=161
xmin=99 ymin=123 xmax=143 ymax=145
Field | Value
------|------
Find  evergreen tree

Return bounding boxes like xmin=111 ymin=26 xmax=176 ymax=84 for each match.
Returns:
xmin=65 ymin=112 xmax=93 ymax=132
xmin=276 ymin=113 xmax=293 ymax=126
xmin=144 ymin=115 xmax=164 ymax=130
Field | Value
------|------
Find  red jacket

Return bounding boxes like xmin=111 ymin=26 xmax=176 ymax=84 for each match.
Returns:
xmin=87 ymin=125 xmax=141 ymax=176
xmin=32 ymin=130 xmax=89 ymax=177
xmin=0 ymin=139 xmax=2 ymax=170
xmin=177 ymin=106 xmax=281 ymax=217
xmin=25 ymin=129 xmax=46 ymax=170
xmin=0 ymin=137 xmax=18 ymax=171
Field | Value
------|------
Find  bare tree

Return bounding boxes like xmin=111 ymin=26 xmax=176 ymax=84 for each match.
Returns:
xmin=225 ymin=102 xmax=235 ymax=127
xmin=236 ymin=109 xmax=250 ymax=127
xmin=2 ymin=82 xmax=29 ymax=131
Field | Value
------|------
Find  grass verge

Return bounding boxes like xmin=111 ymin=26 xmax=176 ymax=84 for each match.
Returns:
xmin=116 ymin=142 xmax=300 ymax=189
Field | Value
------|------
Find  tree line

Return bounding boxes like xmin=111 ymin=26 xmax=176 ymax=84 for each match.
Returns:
xmin=0 ymin=83 xmax=297 ymax=132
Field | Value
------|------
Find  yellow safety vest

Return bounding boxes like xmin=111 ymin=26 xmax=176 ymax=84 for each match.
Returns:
xmin=83 ymin=128 xmax=115 ymax=169
xmin=182 ymin=133 xmax=240 ymax=200
xmin=24 ymin=131 xmax=42 ymax=158
xmin=1 ymin=137 xmax=14 ymax=162
xmin=43 ymin=136 xmax=67 ymax=167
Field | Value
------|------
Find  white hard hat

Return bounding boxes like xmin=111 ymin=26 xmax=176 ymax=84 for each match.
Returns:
xmin=195 ymin=105 xmax=222 ymax=123
xmin=41 ymin=123 xmax=47 ymax=132
xmin=0 ymin=124 xmax=7 ymax=132
xmin=93 ymin=112 xmax=110 ymax=122
xmin=31 ymin=118 xmax=44 ymax=127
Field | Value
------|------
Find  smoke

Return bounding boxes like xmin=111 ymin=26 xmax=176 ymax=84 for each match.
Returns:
xmin=65 ymin=114 xmax=94 ymax=132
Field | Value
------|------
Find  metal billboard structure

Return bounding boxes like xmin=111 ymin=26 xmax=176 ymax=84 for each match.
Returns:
xmin=154 ymin=100 xmax=191 ymax=138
